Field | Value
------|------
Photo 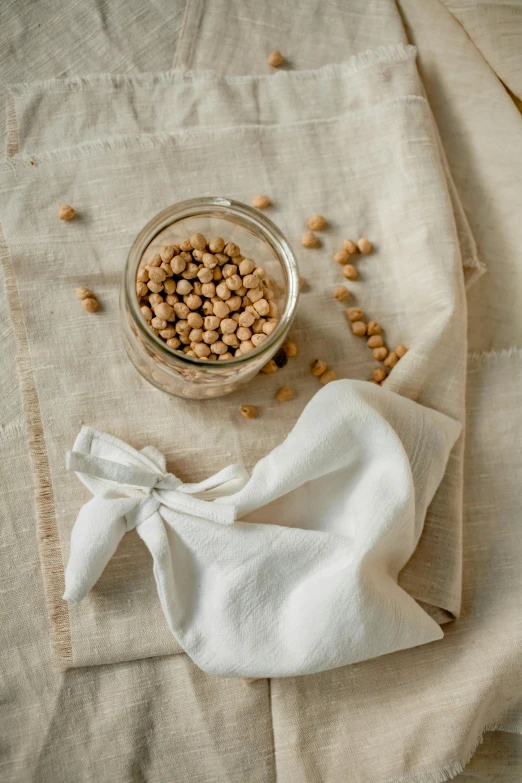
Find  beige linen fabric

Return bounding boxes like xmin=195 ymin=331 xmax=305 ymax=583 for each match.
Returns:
xmin=1 ymin=46 xmax=469 ymax=667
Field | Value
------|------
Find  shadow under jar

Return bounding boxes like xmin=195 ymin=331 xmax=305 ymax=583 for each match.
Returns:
xmin=121 ymin=197 xmax=300 ymax=399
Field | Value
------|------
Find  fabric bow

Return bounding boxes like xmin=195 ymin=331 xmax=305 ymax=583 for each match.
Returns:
xmin=63 ymin=426 xmax=249 ymax=604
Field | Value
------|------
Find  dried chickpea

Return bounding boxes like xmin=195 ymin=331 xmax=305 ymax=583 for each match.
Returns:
xmin=151 ymin=317 xmax=167 ymax=330
xmin=197 ymin=267 xmax=213 ymax=283
xmin=223 ymin=333 xmax=239 ymax=347
xmin=213 ymin=267 xmax=223 ymax=281
xmin=215 ymin=253 xmax=229 ymax=265
xmin=251 ymin=318 xmax=265 ymax=334
xmin=224 ymin=242 xmax=240 ymax=258
xmin=373 ymin=347 xmax=389 ymax=361
xmin=282 ymin=341 xmax=297 ymax=357
xmin=76 ymin=286 xmax=93 ymax=300
xmin=219 ymin=352 xmax=234 ymax=361
xmin=203 ymin=330 xmax=219 ymax=344
xmin=227 ymin=295 xmax=242 ymax=311
xmin=367 ymin=321 xmax=381 ymax=336
xmin=163 ymin=278 xmax=177 ymax=294
xmin=213 ymin=301 xmax=230 ymax=319
xmin=226 ymin=274 xmax=242 ymax=291
xmin=252 ymin=333 xmax=267 ymax=347
xmin=215 ymin=282 xmax=231 ymax=300
xmin=190 ymin=233 xmax=207 ymax=250
xmin=395 ymin=345 xmax=408 ymax=358
xmin=189 ymin=328 xmax=203 ymax=343
xmin=343 ymin=239 xmax=357 ymax=255
xmin=268 ymin=50 xmax=284 ymax=68
xmin=334 ymin=250 xmax=349 ymax=265
xmin=302 ymin=231 xmax=318 ymax=248
xmin=276 ymin=386 xmax=294 ymax=402
xmin=352 ymin=321 xmax=367 ymax=336
xmin=141 ymin=305 xmax=152 ymax=321
xmin=311 ymin=359 xmax=327 ymax=377
xmin=367 ymin=335 xmax=384 ymax=349
xmin=148 ymin=253 xmax=162 ymax=267
xmin=171 ymin=256 xmax=186 ymax=274
xmin=137 ymin=268 xmax=149 ymax=283
xmin=247 ymin=287 xmax=264 ymax=303
xmin=342 ymin=264 xmax=358 ymax=280
xmin=154 ymin=302 xmax=174 ymax=321
xmin=240 ymin=405 xmax=257 ymax=419
xmin=268 ymin=301 xmax=278 ymax=318
xmin=243 ymin=274 xmax=259 ymax=289
xmin=239 ymin=258 xmax=256 ymax=276
xmin=180 ymin=238 xmax=192 ymax=252
xmin=239 ymin=310 xmax=256 ymax=328
xmin=252 ymin=194 xmax=271 ymax=209
xmin=346 ymin=307 xmax=363 ymax=322
xmin=333 ymin=286 xmax=350 ymax=302
xmin=307 ymin=214 xmax=325 ymax=231
xmin=180 ymin=251 xmax=193 ymax=262
xmin=236 ymin=285 xmax=248 ymax=297
xmin=202 ymin=300 xmax=214 ymax=315
xmin=148 ymin=266 xmax=166 ymax=284
xmin=174 ymin=302 xmax=190 ymax=319
xmin=159 ymin=326 xmax=176 ymax=339
xmin=166 ymin=337 xmax=181 ymax=350
xmin=208 ymin=237 xmax=225 ymax=254
xmin=165 ymin=294 xmax=179 ymax=307
xmin=262 ymin=319 xmax=277 ymax=336
xmin=211 ymin=341 xmax=227 ymax=355
xmin=185 ymin=312 xmax=202 ymax=328
xmin=161 ymin=262 xmax=173 ymax=276
xmin=202 ymin=253 xmax=217 ymax=269
xmin=192 ymin=249 xmax=205 ymax=261
xmin=357 ymin=237 xmax=372 ymax=255
xmin=58 ymin=204 xmax=75 ymax=221
xmin=222 ymin=263 xmax=238 ymax=279
xmin=384 ymin=351 xmax=399 ymax=369
xmin=373 ymin=367 xmax=387 ymax=383
xmin=194 ymin=342 xmax=210 ymax=358
xmin=254 ymin=267 xmax=265 ymax=279
xmin=149 ymin=293 xmax=163 ymax=308
xmin=237 ymin=326 xmax=252 ymax=341
xmin=160 ymin=245 xmax=177 ymax=262
xmin=204 ymin=315 xmax=221 ymax=331
xmin=240 ymin=340 xmax=255 ymax=353
xmin=182 ymin=262 xmax=199 ymax=280
xmin=320 ymin=369 xmax=337 ymax=385
xmin=147 ymin=281 xmax=163 ymax=293
xmin=261 ymin=359 xmax=278 ymax=374
xmin=253 ymin=298 xmax=269 ymax=316
xmin=185 ymin=294 xmax=202 ymax=310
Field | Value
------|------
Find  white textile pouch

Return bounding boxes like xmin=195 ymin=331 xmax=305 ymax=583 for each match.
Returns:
xmin=64 ymin=380 xmax=460 ymax=678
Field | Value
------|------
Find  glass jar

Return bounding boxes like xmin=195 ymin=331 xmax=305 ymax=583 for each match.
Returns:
xmin=121 ymin=197 xmax=300 ymax=399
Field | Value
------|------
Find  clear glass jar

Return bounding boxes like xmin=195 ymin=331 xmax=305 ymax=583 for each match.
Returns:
xmin=121 ymin=197 xmax=300 ymax=399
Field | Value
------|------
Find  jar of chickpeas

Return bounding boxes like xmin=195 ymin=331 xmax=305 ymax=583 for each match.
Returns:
xmin=121 ymin=197 xmax=299 ymax=399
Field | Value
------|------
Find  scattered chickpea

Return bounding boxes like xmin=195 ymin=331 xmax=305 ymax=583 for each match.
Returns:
xmin=252 ymin=194 xmax=271 ymax=209
xmin=261 ymin=359 xmax=278 ymax=374
xmin=342 ymin=239 xmax=357 ymax=255
xmin=334 ymin=250 xmax=349 ymax=265
xmin=333 ymin=286 xmax=350 ymax=302
xmin=240 ymin=405 xmax=257 ymax=419
xmin=373 ymin=347 xmax=389 ymax=361
xmin=395 ymin=344 xmax=408 ymax=358
xmin=352 ymin=321 xmax=367 ymax=336
xmin=320 ymin=369 xmax=337 ymax=385
xmin=311 ymin=359 xmax=328 ymax=377
xmin=282 ymin=340 xmax=297 ymax=357
xmin=367 ymin=335 xmax=384 ymax=348
xmin=346 ymin=307 xmax=363 ymax=322
xmin=301 ymin=231 xmax=318 ymax=248
xmin=342 ymin=264 xmax=358 ymax=280
xmin=383 ymin=351 xmax=399 ymax=369
xmin=76 ymin=287 xmax=92 ymax=300
xmin=367 ymin=321 xmax=381 ymax=336
xmin=299 ymin=276 xmax=306 ymax=291
xmin=268 ymin=50 xmax=284 ymax=68
xmin=357 ymin=238 xmax=372 ymax=255
xmin=276 ymin=386 xmax=294 ymax=402
xmin=58 ymin=204 xmax=75 ymax=221
xmin=373 ymin=367 xmax=387 ymax=383
xmin=307 ymin=214 xmax=325 ymax=231
xmin=82 ymin=297 xmax=98 ymax=313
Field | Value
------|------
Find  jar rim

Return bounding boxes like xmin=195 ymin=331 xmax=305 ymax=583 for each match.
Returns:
xmin=124 ymin=197 xmax=300 ymax=368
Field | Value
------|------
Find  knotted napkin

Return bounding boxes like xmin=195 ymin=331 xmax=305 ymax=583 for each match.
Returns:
xmin=64 ymin=380 xmax=460 ymax=678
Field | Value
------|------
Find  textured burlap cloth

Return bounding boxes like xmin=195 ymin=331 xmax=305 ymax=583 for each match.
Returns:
xmin=1 ymin=1 xmax=521 ymax=781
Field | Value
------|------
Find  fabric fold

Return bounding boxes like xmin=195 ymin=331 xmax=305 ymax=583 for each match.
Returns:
xmin=64 ymin=381 xmax=460 ymax=678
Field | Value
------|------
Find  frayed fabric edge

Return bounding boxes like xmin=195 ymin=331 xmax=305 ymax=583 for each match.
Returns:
xmin=8 ymin=43 xmax=417 ymax=96
xmin=380 ymin=719 xmax=522 ymax=783
xmin=0 ymin=224 xmax=72 ymax=669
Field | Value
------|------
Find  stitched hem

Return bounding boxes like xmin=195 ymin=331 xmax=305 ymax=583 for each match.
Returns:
xmin=0 ymin=224 xmax=72 ymax=669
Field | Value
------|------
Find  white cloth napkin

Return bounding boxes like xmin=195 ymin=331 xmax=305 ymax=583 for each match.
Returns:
xmin=64 ymin=380 xmax=460 ymax=678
